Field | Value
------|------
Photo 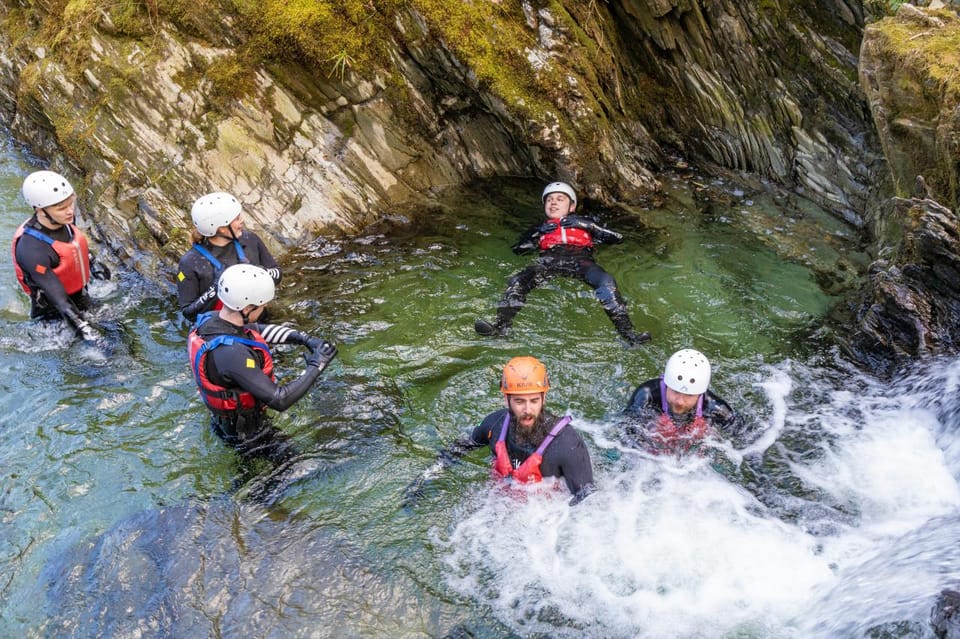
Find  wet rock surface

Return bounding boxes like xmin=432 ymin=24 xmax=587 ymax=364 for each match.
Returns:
xmin=842 ymin=193 xmax=960 ymax=375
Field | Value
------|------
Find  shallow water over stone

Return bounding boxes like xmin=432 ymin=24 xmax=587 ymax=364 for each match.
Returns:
xmin=2 ymin=138 xmax=959 ymax=638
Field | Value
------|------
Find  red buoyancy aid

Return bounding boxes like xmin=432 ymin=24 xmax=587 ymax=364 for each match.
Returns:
xmin=649 ymin=378 xmax=711 ymax=454
xmin=538 ymin=223 xmax=594 ymax=250
xmin=187 ymin=321 xmax=275 ymax=414
xmin=493 ymin=413 xmax=572 ymax=483
xmin=651 ymin=413 xmax=710 ymax=454
xmin=12 ymin=222 xmax=90 ymax=295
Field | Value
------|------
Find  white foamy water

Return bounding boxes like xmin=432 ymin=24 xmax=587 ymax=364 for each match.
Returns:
xmin=438 ymin=359 xmax=960 ymax=638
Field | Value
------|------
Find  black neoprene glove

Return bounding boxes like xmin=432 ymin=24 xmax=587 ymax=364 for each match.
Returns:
xmin=305 ymin=341 xmax=338 ymax=371
xmin=537 ymin=221 xmax=559 ymax=234
xmin=559 ymin=216 xmax=591 ymax=230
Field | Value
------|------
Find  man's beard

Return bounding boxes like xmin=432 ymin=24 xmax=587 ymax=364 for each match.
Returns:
xmin=512 ymin=411 xmax=549 ymax=449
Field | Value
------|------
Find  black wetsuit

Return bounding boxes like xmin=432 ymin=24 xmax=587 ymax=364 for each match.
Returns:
xmin=469 ymin=407 xmax=595 ymax=500
xmin=623 ymin=378 xmax=744 ymax=445
xmin=177 ymin=231 xmax=281 ymax=322
xmin=485 ymin=216 xmax=647 ymax=344
xmin=192 ymin=315 xmax=323 ymax=463
xmin=13 ymin=216 xmax=95 ymax=329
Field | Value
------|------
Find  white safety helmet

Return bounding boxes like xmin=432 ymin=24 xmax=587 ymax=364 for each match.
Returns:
xmin=541 ymin=181 xmax=577 ymax=206
xmin=663 ymin=349 xmax=712 ymax=395
xmin=191 ymin=192 xmax=241 ymax=237
xmin=217 ymin=264 xmax=275 ymax=311
xmin=22 ymin=170 xmax=75 ymax=208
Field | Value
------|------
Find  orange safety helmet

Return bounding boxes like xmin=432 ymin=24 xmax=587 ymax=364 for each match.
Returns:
xmin=500 ymin=356 xmax=550 ymax=395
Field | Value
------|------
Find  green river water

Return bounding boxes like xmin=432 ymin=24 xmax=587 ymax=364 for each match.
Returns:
xmin=12 ymin=133 xmax=948 ymax=639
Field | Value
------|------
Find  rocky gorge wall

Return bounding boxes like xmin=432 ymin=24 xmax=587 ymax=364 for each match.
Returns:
xmin=0 ymin=0 xmax=887 ymax=284
xmin=846 ymin=3 xmax=960 ymax=374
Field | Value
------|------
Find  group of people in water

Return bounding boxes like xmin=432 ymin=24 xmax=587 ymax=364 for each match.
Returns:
xmin=12 ymin=170 xmax=741 ymax=505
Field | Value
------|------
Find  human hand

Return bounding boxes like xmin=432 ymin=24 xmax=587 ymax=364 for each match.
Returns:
xmin=537 ymin=221 xmax=558 ymax=235
xmin=90 ymin=260 xmax=112 ymax=281
xmin=305 ymin=336 xmax=325 ymax=351
xmin=305 ymin=341 xmax=337 ymax=370
xmin=559 ymin=215 xmax=590 ymax=230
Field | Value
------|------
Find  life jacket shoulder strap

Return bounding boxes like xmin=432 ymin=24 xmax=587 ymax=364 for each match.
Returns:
xmin=534 ymin=415 xmax=572 ymax=456
xmin=192 ymin=239 xmax=248 ymax=270
xmin=21 ymin=226 xmax=56 ymax=245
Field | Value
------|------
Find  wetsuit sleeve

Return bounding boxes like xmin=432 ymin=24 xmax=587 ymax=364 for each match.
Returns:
xmin=253 ymin=323 xmax=313 ymax=347
xmin=584 ymin=217 xmax=623 ymax=245
xmin=401 ymin=413 xmax=498 ymax=506
xmin=431 ymin=412 xmax=499 ymax=467
xmin=211 ymin=344 xmax=323 ymax=412
xmin=267 ymin=365 xmax=323 ymax=411
xmin=705 ymin=393 xmax=747 ymax=441
xmin=511 ymin=225 xmax=542 ymax=255
xmin=558 ymin=215 xmax=623 ymax=244
xmin=245 ymin=233 xmax=282 ymax=284
xmin=555 ymin=427 xmax=595 ymax=503
xmin=469 ymin=408 xmax=511 ymax=448
xmin=438 ymin=433 xmax=486 ymax=463
xmin=624 ymin=379 xmax=659 ymax=416
xmin=177 ymin=250 xmax=216 ymax=322
xmin=14 ymin=235 xmax=87 ymax=330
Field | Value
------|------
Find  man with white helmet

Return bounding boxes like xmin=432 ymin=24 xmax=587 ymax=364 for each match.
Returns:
xmin=12 ymin=170 xmax=112 ymax=342
xmin=187 ymin=264 xmax=337 ymax=463
xmin=623 ymin=348 xmax=741 ymax=455
xmin=474 ymin=181 xmax=650 ymax=346
xmin=177 ymin=192 xmax=281 ymax=322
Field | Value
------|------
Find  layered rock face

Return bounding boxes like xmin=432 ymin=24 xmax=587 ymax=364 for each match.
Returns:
xmin=607 ymin=0 xmax=884 ymax=224
xmin=845 ymin=195 xmax=960 ymax=374
xmin=0 ymin=8 xmax=541 ymax=278
xmin=0 ymin=1 xmax=882 ymax=282
xmin=846 ymin=4 xmax=960 ymax=372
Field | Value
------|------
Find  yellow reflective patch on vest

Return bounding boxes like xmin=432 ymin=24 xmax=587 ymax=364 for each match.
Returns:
xmin=177 ymin=271 xmax=185 ymax=281
xmin=246 ymin=358 xmax=256 ymax=369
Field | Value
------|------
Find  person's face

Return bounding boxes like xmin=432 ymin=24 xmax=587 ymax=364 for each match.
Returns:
xmin=245 ymin=303 xmax=266 ymax=322
xmin=36 ymin=194 xmax=77 ymax=229
xmin=506 ymin=392 xmax=544 ymax=429
xmin=216 ymin=212 xmax=244 ymax=239
xmin=543 ymin=193 xmax=574 ymax=220
xmin=665 ymin=387 xmax=700 ymax=415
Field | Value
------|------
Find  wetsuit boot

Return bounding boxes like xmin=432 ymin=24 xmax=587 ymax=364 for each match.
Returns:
xmin=595 ymin=285 xmax=651 ymax=346
xmin=475 ymin=302 xmax=521 ymax=337
xmin=474 ymin=318 xmax=504 ymax=336
xmin=605 ymin=302 xmax=651 ymax=346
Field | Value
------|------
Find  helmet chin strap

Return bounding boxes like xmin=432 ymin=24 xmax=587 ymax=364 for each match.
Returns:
xmin=240 ymin=305 xmax=258 ymax=324
xmin=37 ymin=207 xmax=63 ymax=229
xmin=211 ymin=224 xmax=242 ymax=245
